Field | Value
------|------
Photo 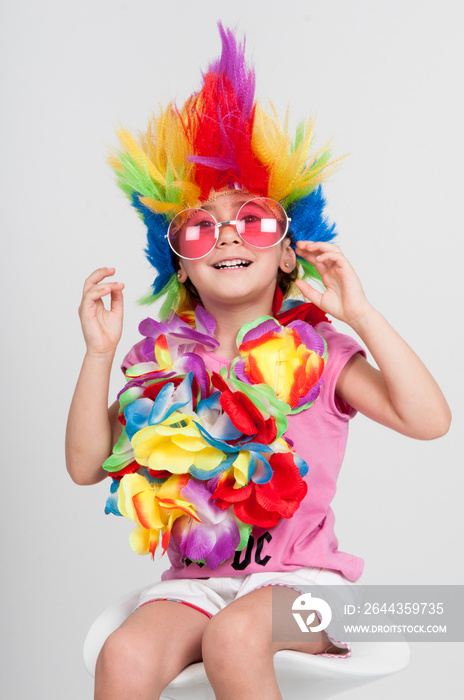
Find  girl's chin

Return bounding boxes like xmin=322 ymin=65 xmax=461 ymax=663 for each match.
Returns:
xmin=199 ymin=282 xmax=277 ymax=307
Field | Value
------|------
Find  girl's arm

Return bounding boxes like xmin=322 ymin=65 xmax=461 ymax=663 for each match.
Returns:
xmin=65 ymin=268 xmax=125 ymax=485
xmin=295 ymin=242 xmax=451 ymax=439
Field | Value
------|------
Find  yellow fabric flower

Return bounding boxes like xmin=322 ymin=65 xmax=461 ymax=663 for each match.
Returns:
xmin=117 ymin=472 xmax=200 ymax=556
xmin=131 ymin=411 xmax=225 ymax=475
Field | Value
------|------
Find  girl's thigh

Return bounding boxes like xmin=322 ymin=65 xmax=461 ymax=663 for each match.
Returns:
xmin=96 ymin=599 xmax=210 ymax=694
xmin=203 ymin=585 xmax=333 ymax=657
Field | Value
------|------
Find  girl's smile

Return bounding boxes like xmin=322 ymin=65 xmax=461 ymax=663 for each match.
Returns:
xmin=210 ymin=257 xmax=253 ymax=271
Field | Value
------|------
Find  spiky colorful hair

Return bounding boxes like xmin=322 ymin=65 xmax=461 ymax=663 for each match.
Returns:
xmin=109 ymin=23 xmax=341 ymax=317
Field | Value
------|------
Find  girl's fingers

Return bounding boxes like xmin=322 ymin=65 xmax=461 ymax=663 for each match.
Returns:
xmin=83 ymin=267 xmax=116 ymax=294
xmin=296 ymin=245 xmax=347 ymax=273
xmin=295 ymin=279 xmax=324 ymax=306
xmin=79 ymin=284 xmax=125 ymax=320
xmin=296 ymin=242 xmax=343 ymax=261
xmin=297 ymin=244 xmax=341 ymax=257
xmin=296 ymin=240 xmax=340 ymax=252
xmin=109 ymin=287 xmax=125 ymax=313
xmin=84 ymin=282 xmax=124 ymax=302
xmin=312 ymin=252 xmax=345 ymax=265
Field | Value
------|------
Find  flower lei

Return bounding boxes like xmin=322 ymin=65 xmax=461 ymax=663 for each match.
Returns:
xmin=104 ymin=303 xmax=327 ymax=569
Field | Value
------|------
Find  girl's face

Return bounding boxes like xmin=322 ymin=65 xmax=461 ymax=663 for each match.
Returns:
xmin=177 ymin=193 xmax=296 ymax=310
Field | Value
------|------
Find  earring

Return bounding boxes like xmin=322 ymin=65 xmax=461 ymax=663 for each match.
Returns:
xmin=177 ymin=272 xmax=182 ymax=279
xmin=284 ymin=262 xmax=289 ymax=268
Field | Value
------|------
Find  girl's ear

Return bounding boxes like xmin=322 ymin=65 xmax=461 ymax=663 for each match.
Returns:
xmin=279 ymin=240 xmax=297 ymax=273
xmin=177 ymin=262 xmax=188 ymax=284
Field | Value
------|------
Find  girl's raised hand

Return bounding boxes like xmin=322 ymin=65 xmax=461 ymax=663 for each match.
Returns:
xmin=295 ymin=241 xmax=371 ymax=327
xmin=78 ymin=267 xmax=125 ymax=356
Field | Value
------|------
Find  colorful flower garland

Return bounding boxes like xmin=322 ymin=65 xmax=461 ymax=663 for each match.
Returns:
xmin=104 ymin=305 xmax=327 ymax=569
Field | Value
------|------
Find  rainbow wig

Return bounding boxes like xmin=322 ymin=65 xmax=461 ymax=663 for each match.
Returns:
xmin=109 ymin=24 xmax=341 ymax=318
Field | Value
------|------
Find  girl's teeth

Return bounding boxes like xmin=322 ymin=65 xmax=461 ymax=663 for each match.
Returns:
xmin=215 ymin=260 xmax=250 ymax=269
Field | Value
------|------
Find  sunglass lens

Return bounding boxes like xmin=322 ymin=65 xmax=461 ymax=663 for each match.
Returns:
xmin=237 ymin=199 xmax=287 ymax=248
xmin=168 ymin=209 xmax=217 ymax=259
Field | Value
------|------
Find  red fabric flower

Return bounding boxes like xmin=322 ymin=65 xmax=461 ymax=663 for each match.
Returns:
xmin=143 ymin=376 xmax=185 ymax=400
xmin=211 ymin=373 xmax=277 ymax=445
xmin=272 ymin=286 xmax=330 ymax=327
xmin=109 ymin=461 xmax=141 ymax=481
xmin=212 ymin=452 xmax=307 ymax=528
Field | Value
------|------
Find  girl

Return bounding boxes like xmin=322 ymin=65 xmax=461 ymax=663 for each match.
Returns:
xmin=66 ymin=25 xmax=450 ymax=700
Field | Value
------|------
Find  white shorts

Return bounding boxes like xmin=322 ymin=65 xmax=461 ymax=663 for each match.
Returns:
xmin=137 ymin=567 xmax=363 ymax=657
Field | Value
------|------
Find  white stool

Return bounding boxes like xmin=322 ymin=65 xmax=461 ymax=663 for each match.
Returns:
xmin=84 ymin=586 xmax=410 ymax=700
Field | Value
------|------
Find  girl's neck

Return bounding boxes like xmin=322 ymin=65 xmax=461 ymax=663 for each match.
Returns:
xmin=200 ymin=296 xmax=275 ymax=360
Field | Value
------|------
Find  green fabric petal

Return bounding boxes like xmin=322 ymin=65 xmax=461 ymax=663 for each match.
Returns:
xmin=236 ymin=520 xmax=253 ymax=551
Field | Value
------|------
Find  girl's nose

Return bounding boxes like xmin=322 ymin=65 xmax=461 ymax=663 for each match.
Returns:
xmin=216 ymin=223 xmax=242 ymax=246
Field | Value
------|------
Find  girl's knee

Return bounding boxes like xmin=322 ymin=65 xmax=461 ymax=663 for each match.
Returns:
xmin=202 ymin=606 xmax=268 ymax=663
xmin=95 ymin=627 xmax=164 ymax=696
xmin=96 ymin=627 xmax=139 ymax=679
xmin=202 ymin=607 xmax=278 ymax=694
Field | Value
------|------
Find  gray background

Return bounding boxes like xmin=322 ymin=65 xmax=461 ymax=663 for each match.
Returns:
xmin=1 ymin=1 xmax=463 ymax=698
